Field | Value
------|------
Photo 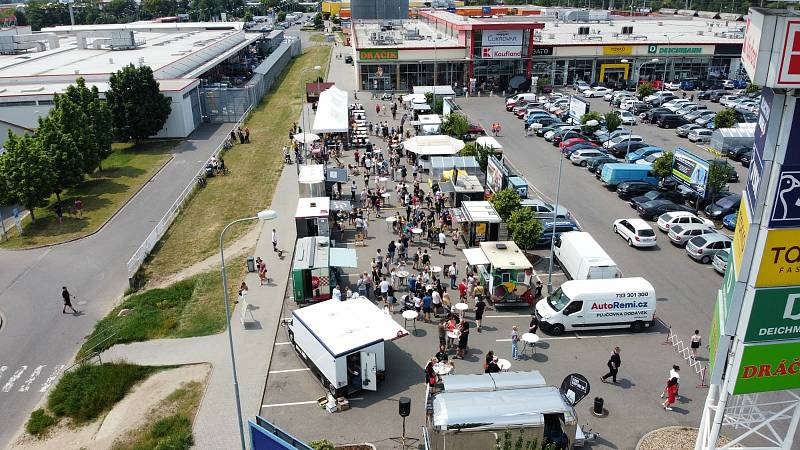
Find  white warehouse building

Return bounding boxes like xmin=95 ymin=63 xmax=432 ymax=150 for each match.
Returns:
xmin=0 ymin=21 xmax=282 ymax=144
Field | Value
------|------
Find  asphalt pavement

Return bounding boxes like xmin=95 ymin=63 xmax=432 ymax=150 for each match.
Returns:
xmin=0 ymin=123 xmax=231 ymax=447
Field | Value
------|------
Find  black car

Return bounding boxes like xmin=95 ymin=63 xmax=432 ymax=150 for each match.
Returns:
xmin=705 ymin=193 xmax=741 ymax=219
xmin=709 ymin=90 xmax=727 ymax=102
xmin=656 ymin=114 xmax=689 ymax=129
xmin=587 ymin=156 xmax=618 ymax=173
xmin=631 ymin=103 xmax=652 ymax=115
xmin=645 ymin=107 xmax=672 ymax=122
xmin=344 ymin=55 xmax=353 ymax=64
xmin=616 ymin=181 xmax=659 ymax=200
xmin=740 ymin=150 xmax=752 ymax=167
xmin=629 ymin=190 xmax=685 ymax=210
xmin=638 ymin=199 xmax=692 ymax=220
xmin=609 ymin=141 xmax=649 ymax=158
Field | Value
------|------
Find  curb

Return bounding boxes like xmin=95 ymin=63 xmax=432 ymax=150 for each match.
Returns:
xmin=1 ymin=155 xmax=174 ymax=251
xmin=635 ymin=426 xmax=703 ymax=450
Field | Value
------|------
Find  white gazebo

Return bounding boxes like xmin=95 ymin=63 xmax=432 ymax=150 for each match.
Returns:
xmin=312 ymin=86 xmax=349 ymax=133
xmin=403 ymin=135 xmax=465 ymax=156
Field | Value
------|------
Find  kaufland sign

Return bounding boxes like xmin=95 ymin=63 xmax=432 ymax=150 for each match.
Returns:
xmin=742 ymin=8 xmax=800 ymax=88
xmin=481 ymin=46 xmax=523 ymax=59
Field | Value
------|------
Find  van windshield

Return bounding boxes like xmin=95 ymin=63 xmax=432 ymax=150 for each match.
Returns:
xmin=547 ymin=288 xmax=572 ymax=312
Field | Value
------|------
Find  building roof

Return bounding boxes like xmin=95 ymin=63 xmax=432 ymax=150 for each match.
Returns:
xmin=353 ymin=19 xmax=461 ymax=49
xmin=479 ymin=241 xmax=532 ymax=269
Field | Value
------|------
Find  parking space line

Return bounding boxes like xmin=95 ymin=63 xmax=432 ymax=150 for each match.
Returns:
xmin=496 ymin=334 xmax=619 ymax=342
xmin=274 ymin=341 xmax=292 ymax=346
xmin=485 ymin=314 xmax=529 ymax=318
xmin=262 ymin=400 xmax=319 ymax=408
xmin=268 ymin=368 xmax=311 ymax=374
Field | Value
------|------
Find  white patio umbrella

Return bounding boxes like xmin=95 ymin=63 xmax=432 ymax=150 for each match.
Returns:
xmin=402 ymin=135 xmax=465 ymax=156
xmin=293 ymin=132 xmax=320 ymax=144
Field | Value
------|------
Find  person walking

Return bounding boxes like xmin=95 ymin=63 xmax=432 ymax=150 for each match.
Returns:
xmin=601 ymin=346 xmax=622 ymax=384
xmin=458 ymin=278 xmax=467 ymax=302
xmin=379 ymin=276 xmax=391 ymax=304
xmin=448 ymin=262 xmax=458 ymax=289
xmin=438 ymin=230 xmax=447 ymax=255
xmin=662 ymin=377 xmax=679 ymax=411
xmin=690 ymin=330 xmax=702 ymax=359
xmin=61 ymin=287 xmax=77 ymax=314
xmin=475 ymin=296 xmax=486 ymax=332
xmin=511 ymin=325 xmax=521 ymax=360
xmin=333 ymin=284 xmax=342 ymax=302
xmin=661 ymin=365 xmax=681 ymax=399
xmin=456 ymin=320 xmax=470 ymax=359
xmin=529 ymin=314 xmax=539 ymax=334
xmin=271 ymin=228 xmax=278 ymax=253
xmin=422 ymin=290 xmax=433 ymax=322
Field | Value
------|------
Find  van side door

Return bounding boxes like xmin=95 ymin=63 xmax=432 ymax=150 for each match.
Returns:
xmin=562 ymin=301 xmax=584 ymax=327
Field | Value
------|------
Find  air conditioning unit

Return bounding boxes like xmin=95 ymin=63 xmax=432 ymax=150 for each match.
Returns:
xmin=621 ymin=26 xmax=633 ymax=35
xmin=697 ymin=30 xmax=704 ymax=35
xmin=578 ymin=26 xmax=590 ymax=35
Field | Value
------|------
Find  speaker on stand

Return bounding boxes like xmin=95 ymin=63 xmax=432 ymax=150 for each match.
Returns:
xmin=389 ymin=397 xmax=418 ymax=449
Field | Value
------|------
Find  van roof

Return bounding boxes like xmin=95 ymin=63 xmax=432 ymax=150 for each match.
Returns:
xmin=560 ymin=277 xmax=654 ymax=297
xmin=479 ymin=241 xmax=532 ymax=270
xmin=558 ymin=232 xmax=615 ymax=263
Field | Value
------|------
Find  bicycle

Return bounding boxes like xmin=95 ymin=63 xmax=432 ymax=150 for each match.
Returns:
xmin=196 ymin=175 xmax=207 ymax=188
xmin=223 ymin=138 xmax=233 ymax=150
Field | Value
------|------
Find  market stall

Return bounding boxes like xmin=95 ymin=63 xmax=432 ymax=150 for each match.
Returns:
xmin=312 ymin=86 xmax=349 ymax=134
xmin=430 ymin=156 xmax=482 ymax=182
xmin=291 ymin=236 xmax=358 ymax=304
xmin=451 ymin=201 xmax=501 ymax=246
xmin=295 ymin=197 xmax=331 ymax=238
xmin=403 ymin=135 xmax=465 ymax=157
xmin=476 ymin=136 xmax=504 ymax=154
xmin=298 ymin=164 xmax=326 ymax=197
xmin=451 ymin=175 xmax=486 ymax=207
xmin=468 ymin=241 xmax=537 ymax=306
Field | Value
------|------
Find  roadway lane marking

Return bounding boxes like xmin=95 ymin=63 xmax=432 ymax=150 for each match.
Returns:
xmin=0 ymin=366 xmax=7 ymax=382
xmin=19 ymin=365 xmax=44 ymax=392
xmin=496 ymin=334 xmax=619 ymax=342
xmin=2 ymin=366 xmax=26 ymax=392
xmin=269 ymin=368 xmax=310 ymax=374
xmin=485 ymin=314 xmax=530 ymax=318
xmin=262 ymin=400 xmax=319 ymax=408
xmin=274 ymin=342 xmax=292 ymax=346
xmin=39 ymin=365 xmax=64 ymax=393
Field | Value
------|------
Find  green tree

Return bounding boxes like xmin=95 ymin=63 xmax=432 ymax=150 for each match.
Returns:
xmin=535 ymin=76 xmax=550 ymax=94
xmin=580 ymin=111 xmax=602 ymax=133
xmin=35 ymin=115 xmax=82 ymax=202
xmin=714 ymin=108 xmax=737 ymax=130
xmin=507 ymin=208 xmax=543 ymax=251
xmin=442 ymin=113 xmax=469 ymax=138
xmin=243 ymin=10 xmax=253 ymax=22
xmin=309 ymin=440 xmax=336 ymax=450
xmin=105 ymin=0 xmax=139 ymax=21
xmin=604 ymin=111 xmax=622 ymax=133
xmin=461 ymin=142 xmax=500 ymax=172
xmin=142 ymin=0 xmax=176 ymax=17
xmin=0 ymin=133 xmax=54 ymax=222
xmin=58 ymin=78 xmax=113 ymax=173
xmin=277 ymin=10 xmax=286 ymax=21
xmin=313 ymin=12 xmax=323 ymax=29
xmin=637 ymin=82 xmax=654 ymax=99
xmin=495 ymin=428 xmax=559 ymax=450
xmin=707 ymin=160 xmax=732 ymax=197
xmin=489 ymin=188 xmax=521 ymax=222
xmin=652 ymin=150 xmax=674 ymax=179
xmin=745 ymin=83 xmax=761 ymax=94
xmin=107 ymin=64 xmax=172 ymax=143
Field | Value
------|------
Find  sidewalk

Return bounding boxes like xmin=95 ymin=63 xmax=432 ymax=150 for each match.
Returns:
xmin=101 ymin=162 xmax=298 ymax=449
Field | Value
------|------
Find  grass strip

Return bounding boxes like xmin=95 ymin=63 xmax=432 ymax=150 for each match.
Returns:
xmin=1 ymin=141 xmax=175 ymax=248
xmin=142 ymin=45 xmax=331 ymax=281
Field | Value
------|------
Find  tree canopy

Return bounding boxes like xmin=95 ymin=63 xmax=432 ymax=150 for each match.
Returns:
xmin=652 ymin=151 xmax=674 ymax=179
xmin=714 ymin=108 xmax=738 ymax=130
xmin=107 ymin=64 xmax=172 ymax=142
xmin=441 ymin=113 xmax=469 ymax=138
xmin=489 ymin=188 xmax=522 ymax=222
xmin=0 ymin=133 xmax=54 ymax=222
xmin=604 ymin=111 xmax=622 ymax=134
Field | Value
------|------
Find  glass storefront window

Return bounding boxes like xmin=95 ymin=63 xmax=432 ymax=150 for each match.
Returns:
xmin=567 ymin=59 xmax=594 ymax=85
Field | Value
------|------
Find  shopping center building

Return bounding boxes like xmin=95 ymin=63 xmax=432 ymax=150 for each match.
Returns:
xmin=349 ymin=8 xmax=745 ymax=92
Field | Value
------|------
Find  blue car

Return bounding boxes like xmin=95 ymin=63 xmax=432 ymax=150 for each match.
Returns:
xmin=536 ymin=218 xmax=581 ymax=246
xmin=723 ymin=213 xmax=737 ymax=231
xmin=625 ymin=146 xmax=663 ymax=163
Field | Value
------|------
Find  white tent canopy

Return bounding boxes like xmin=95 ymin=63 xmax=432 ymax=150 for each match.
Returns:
xmin=294 ymin=132 xmax=320 ymax=144
xmin=413 ymin=86 xmax=456 ymax=96
xmin=403 ymin=135 xmax=465 ymax=156
xmin=401 ymin=93 xmax=427 ymax=104
xmin=476 ymin=136 xmax=503 ymax=150
xmin=312 ymin=85 xmax=349 ymax=133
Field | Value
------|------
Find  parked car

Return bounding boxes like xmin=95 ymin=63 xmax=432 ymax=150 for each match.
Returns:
xmin=740 ymin=150 xmax=753 ymax=167
xmin=668 ymin=223 xmax=718 ymax=247
xmin=521 ymin=198 xmax=571 ymax=220
xmin=631 ymin=103 xmax=652 ymax=115
xmin=663 ymin=81 xmax=682 ymax=90
xmin=650 ymin=93 xmax=679 ymax=106
xmin=712 ymin=250 xmax=729 ymax=274
xmin=722 ymin=213 xmax=737 ymax=231
xmin=644 ymin=107 xmax=672 ymax=122
xmin=629 ymin=189 xmax=685 ymax=210
xmin=619 ymin=110 xmax=637 ymax=125
xmin=613 ymin=218 xmax=657 ymax=247
xmin=616 ymin=181 xmax=659 ymax=200
xmin=676 ymin=124 xmax=703 ymax=137
xmin=603 ymin=134 xmax=643 ymax=149
xmin=637 ymin=199 xmax=692 ymax=221
xmin=722 ymin=79 xmax=736 ymax=89
xmin=561 ymin=142 xmax=599 ymax=157
xmin=584 ymin=87 xmax=612 ymax=98
xmin=688 ymin=128 xmax=713 ymax=143
xmin=657 ymin=114 xmax=690 ymax=129
xmin=608 ymin=140 xmax=650 ymax=158
xmin=713 ymin=160 xmax=740 ymax=182
xmin=586 ymin=156 xmax=619 ymax=173
xmin=709 ymin=90 xmax=727 ymax=102
xmin=686 ymin=234 xmax=732 ymax=263
xmin=694 ymin=111 xmax=717 ymax=126
xmin=625 ymin=146 xmax=663 ymax=163
xmin=536 ymin=219 xmax=581 ymax=246
xmin=575 ymin=80 xmax=591 ymax=92
xmin=675 ymin=104 xmax=705 ymax=116
xmin=462 ymin=122 xmax=486 ymax=140
xmin=559 ymin=137 xmax=588 ymax=150
xmin=635 ymin=153 xmax=663 ymax=165
xmin=705 ymin=193 xmax=741 ymax=219
xmin=656 ymin=211 xmax=715 ymax=232
xmin=684 ymin=108 xmax=711 ymax=122
xmin=596 ymin=128 xmax=632 ymax=143
xmin=553 ymin=131 xmax=591 ymax=147
xmin=725 ymin=145 xmax=752 ymax=161
xmin=720 ymin=95 xmax=742 ymax=107
xmin=571 ymin=149 xmax=608 ymax=166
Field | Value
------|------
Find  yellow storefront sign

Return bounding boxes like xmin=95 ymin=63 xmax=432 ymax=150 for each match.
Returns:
xmin=732 ymin=196 xmax=750 ymax=271
xmin=602 ymin=45 xmax=632 ymax=55
xmin=756 ymin=228 xmax=800 ymax=287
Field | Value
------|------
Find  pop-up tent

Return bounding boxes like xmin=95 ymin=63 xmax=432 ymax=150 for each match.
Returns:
xmin=312 ymin=86 xmax=349 ymax=133
xmin=403 ymin=135 xmax=465 ymax=156
xmin=711 ymin=123 xmax=755 ymax=152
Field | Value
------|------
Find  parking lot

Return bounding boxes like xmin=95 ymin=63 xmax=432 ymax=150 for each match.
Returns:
xmin=250 ymin=88 xmax=760 ymax=449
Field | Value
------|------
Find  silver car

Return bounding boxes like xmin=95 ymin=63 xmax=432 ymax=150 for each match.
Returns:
xmin=713 ymin=250 xmax=729 ymax=274
xmin=668 ymin=224 xmax=717 ymax=247
xmin=521 ymin=198 xmax=571 ymax=220
xmin=686 ymin=234 xmax=732 ymax=263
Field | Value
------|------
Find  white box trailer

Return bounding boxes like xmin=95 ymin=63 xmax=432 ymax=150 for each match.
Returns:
xmin=287 ymin=296 xmax=408 ymax=397
xmin=553 ymin=231 xmax=621 ymax=280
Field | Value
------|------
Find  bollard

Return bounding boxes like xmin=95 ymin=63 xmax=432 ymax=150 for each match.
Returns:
xmin=592 ymin=397 xmax=604 ymax=416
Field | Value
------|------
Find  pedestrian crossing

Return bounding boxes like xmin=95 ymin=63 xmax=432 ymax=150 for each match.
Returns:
xmin=0 ymin=364 xmax=64 ymax=394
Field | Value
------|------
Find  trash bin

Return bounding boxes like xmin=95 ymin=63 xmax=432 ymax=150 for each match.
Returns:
xmin=246 ymin=256 xmax=255 ymax=273
xmin=593 ymin=397 xmax=604 ymax=415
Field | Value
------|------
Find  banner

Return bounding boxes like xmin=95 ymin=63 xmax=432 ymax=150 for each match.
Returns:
xmin=481 ymin=30 xmax=523 ymax=47
xmin=733 ymin=340 xmax=800 ymax=394
xmin=481 ymin=46 xmax=523 ymax=59
xmin=744 ymin=286 xmax=800 ymax=342
xmin=671 ymin=148 xmax=709 ymax=195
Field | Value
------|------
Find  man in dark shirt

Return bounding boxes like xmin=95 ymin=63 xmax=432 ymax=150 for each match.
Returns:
xmin=435 ymin=344 xmax=448 ymax=362
xmin=601 ymin=346 xmax=622 ymax=383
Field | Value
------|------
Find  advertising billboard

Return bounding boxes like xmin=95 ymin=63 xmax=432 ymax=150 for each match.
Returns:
xmin=743 ymin=286 xmax=800 ymax=343
xmin=754 ymin=228 xmax=800 ymax=287
xmin=481 ymin=30 xmax=524 ymax=47
xmin=480 ymin=46 xmax=523 ymax=59
xmin=569 ymin=96 xmax=589 ymax=122
xmin=486 ymin=156 xmax=506 ymax=194
xmin=732 ymin=340 xmax=800 ymax=394
xmin=671 ymin=147 xmax=709 ymax=196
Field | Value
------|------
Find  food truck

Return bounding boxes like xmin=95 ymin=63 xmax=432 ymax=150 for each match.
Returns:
xmin=286 ymin=296 xmax=408 ymax=397
xmin=291 ymin=237 xmax=358 ymax=304
xmin=298 ymin=164 xmax=325 ymax=197
xmin=451 ymin=201 xmax=501 ymax=246
xmin=426 ymin=371 xmax=579 ymax=450
xmin=295 ymin=197 xmax=331 ymax=239
xmin=463 ymin=241 xmax=538 ymax=306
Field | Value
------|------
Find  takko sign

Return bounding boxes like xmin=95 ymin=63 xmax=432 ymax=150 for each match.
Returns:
xmin=755 ymin=228 xmax=800 ymax=287
xmin=733 ymin=341 xmax=800 ymax=394
xmin=602 ymin=45 xmax=632 ymax=55
xmin=359 ymin=49 xmax=398 ymax=61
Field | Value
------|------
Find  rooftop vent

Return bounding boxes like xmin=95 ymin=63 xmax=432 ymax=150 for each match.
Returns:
xmin=495 ymin=243 xmax=507 ymax=249
xmin=621 ymin=26 xmax=633 ymax=35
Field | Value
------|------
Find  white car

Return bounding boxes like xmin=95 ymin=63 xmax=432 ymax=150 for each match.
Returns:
xmin=603 ymin=134 xmax=643 ymax=148
xmin=613 ymin=218 xmax=658 ymax=247
xmin=618 ymin=110 xmax=637 ymax=125
xmin=635 ymin=152 xmax=663 ymax=165
xmin=656 ymin=211 xmax=714 ymax=232
xmin=584 ymin=87 xmax=612 ymax=98
xmin=575 ymin=81 xmax=591 ymax=92
xmin=720 ymin=95 xmax=741 ymax=107
xmin=663 ymin=99 xmax=690 ymax=109
xmin=664 ymin=81 xmax=682 ymax=90
xmin=722 ymin=79 xmax=736 ymax=89
xmin=688 ymin=129 xmax=713 ymax=143
xmin=570 ymin=149 xmax=607 ymax=166
xmin=620 ymin=99 xmax=643 ymax=110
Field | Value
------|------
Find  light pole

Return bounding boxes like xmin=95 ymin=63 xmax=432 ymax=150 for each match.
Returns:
xmin=219 ymin=209 xmax=278 ymax=450
xmin=300 ymin=65 xmax=322 ymax=156
xmin=544 ymin=119 xmax=599 ymax=294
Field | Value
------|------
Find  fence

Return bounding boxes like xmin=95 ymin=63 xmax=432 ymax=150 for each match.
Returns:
xmin=662 ymin=323 xmax=709 ymax=388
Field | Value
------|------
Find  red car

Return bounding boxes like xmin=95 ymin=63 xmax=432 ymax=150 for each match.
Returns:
xmin=559 ymin=137 xmax=587 ymax=149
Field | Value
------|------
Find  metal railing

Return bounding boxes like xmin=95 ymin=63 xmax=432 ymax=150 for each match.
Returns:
xmin=126 ymin=107 xmax=252 ymax=282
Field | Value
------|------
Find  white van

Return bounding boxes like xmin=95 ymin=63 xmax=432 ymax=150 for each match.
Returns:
xmin=553 ymin=232 xmax=621 ymax=280
xmin=505 ymin=93 xmax=537 ymax=110
xmin=535 ymin=277 xmax=656 ymax=335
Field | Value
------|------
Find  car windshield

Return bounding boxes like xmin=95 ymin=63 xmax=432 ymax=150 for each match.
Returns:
xmin=639 ymin=229 xmax=655 ymax=237
xmin=644 ymin=191 xmax=660 ymax=200
xmin=717 ymin=251 xmax=729 ymax=262
xmin=547 ymin=287 xmax=572 ymax=312
xmin=718 ymin=197 xmax=738 ymax=208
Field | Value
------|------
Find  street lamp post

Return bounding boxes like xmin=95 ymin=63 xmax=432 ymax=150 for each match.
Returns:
xmin=544 ymin=119 xmax=599 ymax=294
xmin=219 ymin=209 xmax=278 ymax=450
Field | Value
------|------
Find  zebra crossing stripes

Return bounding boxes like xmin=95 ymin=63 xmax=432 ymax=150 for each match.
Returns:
xmin=0 ymin=364 xmax=64 ymax=395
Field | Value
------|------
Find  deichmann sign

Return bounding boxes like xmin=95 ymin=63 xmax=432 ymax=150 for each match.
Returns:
xmin=647 ymin=45 xmax=703 ymax=54
xmin=744 ymin=287 xmax=800 ymax=342
xmin=755 ymin=228 xmax=800 ymax=287
xmin=602 ymin=45 xmax=632 ymax=55
xmin=481 ymin=30 xmax=523 ymax=47
xmin=733 ymin=340 xmax=800 ymax=394
xmin=359 ymin=49 xmax=398 ymax=60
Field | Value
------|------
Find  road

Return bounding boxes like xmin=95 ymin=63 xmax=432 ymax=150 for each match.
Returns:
xmin=0 ymin=124 xmax=229 ymax=447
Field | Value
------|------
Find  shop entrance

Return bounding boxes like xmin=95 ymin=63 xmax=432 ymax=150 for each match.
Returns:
xmin=366 ymin=75 xmax=392 ymax=91
xmin=598 ymin=63 xmax=629 ymax=86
